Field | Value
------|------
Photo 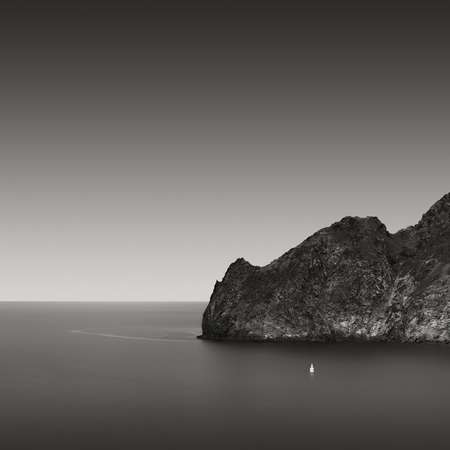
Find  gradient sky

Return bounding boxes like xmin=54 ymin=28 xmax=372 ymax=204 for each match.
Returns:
xmin=0 ymin=1 xmax=449 ymax=301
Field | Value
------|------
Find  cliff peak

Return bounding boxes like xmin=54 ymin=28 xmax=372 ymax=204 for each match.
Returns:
xmin=331 ymin=215 xmax=387 ymax=233
xmin=418 ymin=192 xmax=450 ymax=227
xmin=222 ymin=257 xmax=257 ymax=282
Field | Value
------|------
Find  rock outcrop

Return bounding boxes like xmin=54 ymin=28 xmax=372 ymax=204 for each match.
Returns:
xmin=201 ymin=193 xmax=450 ymax=342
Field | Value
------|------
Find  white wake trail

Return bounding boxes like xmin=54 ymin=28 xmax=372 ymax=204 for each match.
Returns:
xmin=69 ymin=329 xmax=194 ymax=343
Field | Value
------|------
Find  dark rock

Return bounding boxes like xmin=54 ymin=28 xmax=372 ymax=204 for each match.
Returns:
xmin=201 ymin=193 xmax=450 ymax=343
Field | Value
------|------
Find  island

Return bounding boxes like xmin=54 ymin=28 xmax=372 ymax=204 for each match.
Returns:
xmin=200 ymin=193 xmax=450 ymax=343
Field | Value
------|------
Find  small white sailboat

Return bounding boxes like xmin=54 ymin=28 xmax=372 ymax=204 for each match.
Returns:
xmin=309 ymin=363 xmax=315 ymax=374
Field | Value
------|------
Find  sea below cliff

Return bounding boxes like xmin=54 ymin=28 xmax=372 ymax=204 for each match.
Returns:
xmin=0 ymin=302 xmax=448 ymax=450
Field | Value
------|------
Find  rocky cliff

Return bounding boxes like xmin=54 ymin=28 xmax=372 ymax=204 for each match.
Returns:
xmin=201 ymin=193 xmax=450 ymax=342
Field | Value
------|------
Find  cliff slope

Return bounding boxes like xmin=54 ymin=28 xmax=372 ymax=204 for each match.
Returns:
xmin=201 ymin=193 xmax=450 ymax=342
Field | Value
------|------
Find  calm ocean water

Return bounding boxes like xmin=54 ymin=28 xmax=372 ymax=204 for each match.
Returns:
xmin=0 ymin=302 xmax=448 ymax=450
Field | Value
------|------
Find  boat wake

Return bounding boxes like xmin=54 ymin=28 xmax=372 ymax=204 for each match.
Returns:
xmin=69 ymin=329 xmax=194 ymax=343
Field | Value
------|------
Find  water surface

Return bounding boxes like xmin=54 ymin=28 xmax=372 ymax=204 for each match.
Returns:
xmin=0 ymin=302 xmax=448 ymax=450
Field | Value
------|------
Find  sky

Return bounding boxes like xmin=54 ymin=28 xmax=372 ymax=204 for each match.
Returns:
xmin=0 ymin=1 xmax=449 ymax=301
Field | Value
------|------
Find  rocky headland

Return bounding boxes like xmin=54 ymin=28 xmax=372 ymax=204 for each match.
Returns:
xmin=201 ymin=193 xmax=450 ymax=343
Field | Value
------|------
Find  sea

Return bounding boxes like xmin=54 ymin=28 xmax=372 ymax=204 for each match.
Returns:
xmin=0 ymin=302 xmax=448 ymax=450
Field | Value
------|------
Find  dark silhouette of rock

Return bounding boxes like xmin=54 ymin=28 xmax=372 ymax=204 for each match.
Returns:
xmin=201 ymin=193 xmax=450 ymax=342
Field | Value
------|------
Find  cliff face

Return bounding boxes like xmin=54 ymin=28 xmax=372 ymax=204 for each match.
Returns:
xmin=201 ymin=193 xmax=450 ymax=343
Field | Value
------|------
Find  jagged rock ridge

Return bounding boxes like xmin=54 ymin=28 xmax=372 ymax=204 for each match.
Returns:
xmin=201 ymin=193 xmax=450 ymax=342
